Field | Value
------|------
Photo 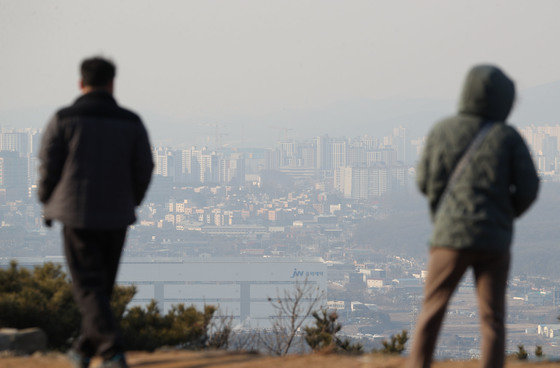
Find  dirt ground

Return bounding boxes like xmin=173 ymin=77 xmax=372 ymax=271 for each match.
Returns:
xmin=0 ymin=350 xmax=558 ymax=368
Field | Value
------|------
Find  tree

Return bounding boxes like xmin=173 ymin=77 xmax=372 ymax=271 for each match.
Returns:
xmin=304 ymin=309 xmax=362 ymax=354
xmin=535 ymin=345 xmax=544 ymax=358
xmin=120 ymin=301 xmax=217 ymax=351
xmin=260 ymin=279 xmax=324 ymax=355
xmin=379 ymin=330 xmax=409 ymax=355
xmin=515 ymin=344 xmax=528 ymax=360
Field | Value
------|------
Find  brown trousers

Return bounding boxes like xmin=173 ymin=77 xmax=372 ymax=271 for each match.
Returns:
xmin=407 ymin=247 xmax=510 ymax=368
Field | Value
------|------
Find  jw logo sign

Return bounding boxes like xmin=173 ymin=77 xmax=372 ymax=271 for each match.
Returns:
xmin=290 ymin=268 xmax=324 ymax=278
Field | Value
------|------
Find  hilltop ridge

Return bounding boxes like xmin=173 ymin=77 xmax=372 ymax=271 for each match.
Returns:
xmin=0 ymin=350 xmax=557 ymax=368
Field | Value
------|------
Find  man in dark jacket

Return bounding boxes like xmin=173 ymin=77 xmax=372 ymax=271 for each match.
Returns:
xmin=38 ymin=57 xmax=154 ymax=368
xmin=407 ymin=65 xmax=539 ymax=368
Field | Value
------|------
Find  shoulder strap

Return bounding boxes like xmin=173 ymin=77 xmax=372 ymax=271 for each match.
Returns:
xmin=435 ymin=121 xmax=495 ymax=215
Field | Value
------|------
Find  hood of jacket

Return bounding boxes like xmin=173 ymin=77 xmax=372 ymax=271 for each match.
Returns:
xmin=458 ymin=64 xmax=515 ymax=121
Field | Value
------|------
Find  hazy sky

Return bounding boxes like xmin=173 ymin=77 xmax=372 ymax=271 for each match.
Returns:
xmin=1 ymin=1 xmax=560 ymax=137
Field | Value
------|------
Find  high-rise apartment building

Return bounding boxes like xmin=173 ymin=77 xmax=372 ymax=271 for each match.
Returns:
xmin=330 ymin=139 xmax=347 ymax=170
xmin=369 ymin=163 xmax=389 ymax=197
xmin=278 ymin=140 xmax=296 ymax=167
xmin=314 ymin=135 xmax=330 ymax=170
xmin=299 ymin=144 xmax=316 ymax=168
xmin=200 ymin=152 xmax=218 ymax=183
xmin=334 ymin=164 xmax=389 ymax=200
xmin=219 ymin=152 xmax=245 ymax=184
xmin=0 ymin=131 xmax=29 ymax=155
xmin=153 ymin=147 xmax=170 ymax=177
xmin=519 ymin=125 xmax=560 ymax=173
xmin=0 ymin=151 xmax=28 ymax=200
xmin=346 ymin=145 xmax=365 ymax=167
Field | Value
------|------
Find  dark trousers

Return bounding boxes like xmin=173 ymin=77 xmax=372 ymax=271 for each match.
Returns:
xmin=407 ymin=247 xmax=510 ymax=368
xmin=63 ymin=226 xmax=127 ymax=359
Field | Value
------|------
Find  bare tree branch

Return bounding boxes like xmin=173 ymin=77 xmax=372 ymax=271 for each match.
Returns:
xmin=261 ymin=278 xmax=325 ymax=355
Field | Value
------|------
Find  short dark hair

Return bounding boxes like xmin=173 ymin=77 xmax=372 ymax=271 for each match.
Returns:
xmin=80 ymin=57 xmax=116 ymax=87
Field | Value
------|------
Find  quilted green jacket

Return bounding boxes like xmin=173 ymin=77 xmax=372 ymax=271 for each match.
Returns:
xmin=417 ymin=65 xmax=539 ymax=252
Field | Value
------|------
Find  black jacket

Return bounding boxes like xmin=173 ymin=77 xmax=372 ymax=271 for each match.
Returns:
xmin=416 ymin=65 xmax=539 ymax=252
xmin=38 ymin=91 xmax=154 ymax=229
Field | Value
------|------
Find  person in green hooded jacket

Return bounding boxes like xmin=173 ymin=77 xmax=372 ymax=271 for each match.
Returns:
xmin=407 ymin=65 xmax=539 ymax=368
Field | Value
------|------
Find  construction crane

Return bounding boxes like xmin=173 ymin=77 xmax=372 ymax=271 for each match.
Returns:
xmin=268 ymin=126 xmax=294 ymax=140
xmin=197 ymin=123 xmax=228 ymax=148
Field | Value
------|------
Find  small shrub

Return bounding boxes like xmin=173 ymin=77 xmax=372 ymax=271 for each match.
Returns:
xmin=111 ymin=285 xmax=137 ymax=321
xmin=304 ymin=310 xmax=339 ymax=351
xmin=336 ymin=337 xmax=364 ymax=354
xmin=227 ymin=330 xmax=260 ymax=352
xmin=379 ymin=330 xmax=408 ymax=355
xmin=120 ymin=301 xmax=216 ymax=351
xmin=207 ymin=315 xmax=233 ymax=349
xmin=535 ymin=345 xmax=544 ymax=358
xmin=0 ymin=261 xmax=80 ymax=349
xmin=515 ymin=344 xmax=528 ymax=360
xmin=304 ymin=309 xmax=363 ymax=354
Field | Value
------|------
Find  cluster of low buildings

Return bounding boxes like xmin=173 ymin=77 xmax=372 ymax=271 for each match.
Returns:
xmin=135 ymin=185 xmax=371 ymax=233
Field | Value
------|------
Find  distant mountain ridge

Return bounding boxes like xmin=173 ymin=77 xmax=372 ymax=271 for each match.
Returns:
xmin=1 ymin=81 xmax=558 ymax=147
xmin=509 ymin=80 xmax=560 ymax=126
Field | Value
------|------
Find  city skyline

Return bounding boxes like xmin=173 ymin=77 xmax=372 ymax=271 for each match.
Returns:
xmin=2 ymin=123 xmax=560 ymax=205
